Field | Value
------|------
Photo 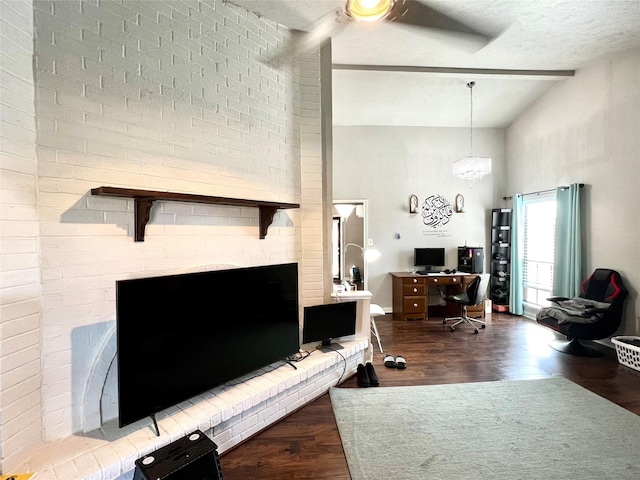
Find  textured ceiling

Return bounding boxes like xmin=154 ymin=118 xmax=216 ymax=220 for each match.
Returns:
xmin=230 ymin=0 xmax=640 ymax=127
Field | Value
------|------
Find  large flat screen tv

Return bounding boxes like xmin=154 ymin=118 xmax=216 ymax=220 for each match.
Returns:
xmin=116 ymin=263 xmax=299 ymax=429
xmin=302 ymin=301 xmax=357 ymax=350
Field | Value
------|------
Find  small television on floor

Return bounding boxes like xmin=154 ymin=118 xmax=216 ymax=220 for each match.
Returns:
xmin=414 ymin=247 xmax=446 ymax=273
xmin=302 ymin=301 xmax=357 ymax=351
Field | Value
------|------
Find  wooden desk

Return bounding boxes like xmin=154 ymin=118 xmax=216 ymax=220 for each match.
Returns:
xmin=389 ymin=272 xmax=484 ymax=321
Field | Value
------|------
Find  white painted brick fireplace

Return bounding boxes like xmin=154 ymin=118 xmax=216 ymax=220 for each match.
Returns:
xmin=15 ymin=339 xmax=368 ymax=479
xmin=0 ymin=0 xmax=339 ymax=476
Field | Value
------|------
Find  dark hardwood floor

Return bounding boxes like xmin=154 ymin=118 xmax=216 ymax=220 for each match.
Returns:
xmin=220 ymin=313 xmax=640 ymax=479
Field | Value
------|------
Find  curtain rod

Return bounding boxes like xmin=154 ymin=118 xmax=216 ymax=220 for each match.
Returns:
xmin=502 ymin=183 xmax=584 ymax=201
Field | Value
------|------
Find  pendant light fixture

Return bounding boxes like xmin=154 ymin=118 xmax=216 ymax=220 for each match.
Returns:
xmin=453 ymin=81 xmax=492 ymax=186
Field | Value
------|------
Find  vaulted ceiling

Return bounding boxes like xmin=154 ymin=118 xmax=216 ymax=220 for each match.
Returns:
xmin=230 ymin=1 xmax=640 ymax=127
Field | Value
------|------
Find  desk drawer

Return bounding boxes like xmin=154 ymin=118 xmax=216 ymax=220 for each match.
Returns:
xmin=403 ymin=284 xmax=426 ymax=296
xmin=426 ymin=276 xmax=460 ymax=286
xmin=403 ymin=296 xmax=426 ymax=314
xmin=401 ymin=312 xmax=426 ymax=321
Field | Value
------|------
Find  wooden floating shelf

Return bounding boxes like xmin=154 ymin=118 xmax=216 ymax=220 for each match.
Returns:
xmin=90 ymin=186 xmax=300 ymax=241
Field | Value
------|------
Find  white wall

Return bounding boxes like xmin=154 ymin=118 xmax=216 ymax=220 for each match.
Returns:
xmin=506 ymin=48 xmax=640 ymax=336
xmin=0 ymin=0 xmax=326 ymax=471
xmin=333 ymin=125 xmax=505 ymax=310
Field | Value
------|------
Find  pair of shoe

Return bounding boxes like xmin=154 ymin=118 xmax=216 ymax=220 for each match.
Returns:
xmin=356 ymin=362 xmax=379 ymax=387
xmin=383 ymin=354 xmax=407 ymax=369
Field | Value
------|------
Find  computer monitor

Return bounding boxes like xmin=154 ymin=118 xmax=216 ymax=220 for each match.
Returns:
xmin=302 ymin=301 xmax=357 ymax=351
xmin=414 ymin=247 xmax=446 ymax=273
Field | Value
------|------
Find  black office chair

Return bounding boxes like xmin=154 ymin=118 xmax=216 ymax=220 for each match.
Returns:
xmin=536 ymin=268 xmax=628 ymax=357
xmin=444 ymin=273 xmax=490 ymax=334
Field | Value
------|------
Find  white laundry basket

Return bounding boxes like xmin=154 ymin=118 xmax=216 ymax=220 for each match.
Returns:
xmin=611 ymin=336 xmax=640 ymax=372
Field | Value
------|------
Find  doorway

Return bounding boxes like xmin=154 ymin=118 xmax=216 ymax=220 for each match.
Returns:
xmin=333 ymin=201 xmax=367 ymax=290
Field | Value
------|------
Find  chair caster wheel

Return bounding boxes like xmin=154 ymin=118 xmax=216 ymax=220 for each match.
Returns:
xmin=474 ymin=329 xmax=479 ymax=334
xmin=481 ymin=324 xmax=486 ymax=329
xmin=443 ymin=320 xmax=447 ymax=324
xmin=450 ymin=326 xmax=455 ymax=332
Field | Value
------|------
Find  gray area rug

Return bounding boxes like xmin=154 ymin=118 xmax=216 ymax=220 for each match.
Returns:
xmin=330 ymin=377 xmax=640 ymax=480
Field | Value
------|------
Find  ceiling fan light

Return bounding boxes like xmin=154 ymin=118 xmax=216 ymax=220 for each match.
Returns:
xmin=346 ymin=0 xmax=394 ymax=22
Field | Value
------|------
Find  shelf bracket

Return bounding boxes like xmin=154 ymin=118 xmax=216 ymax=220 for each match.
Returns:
xmin=259 ymin=206 xmax=278 ymax=240
xmin=135 ymin=198 xmax=155 ymax=242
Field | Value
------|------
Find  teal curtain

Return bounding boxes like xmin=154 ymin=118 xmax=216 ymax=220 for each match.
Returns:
xmin=509 ymin=195 xmax=524 ymax=315
xmin=553 ymin=183 xmax=582 ymax=297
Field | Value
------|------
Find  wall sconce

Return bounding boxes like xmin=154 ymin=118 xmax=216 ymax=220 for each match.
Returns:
xmin=409 ymin=194 xmax=418 ymax=213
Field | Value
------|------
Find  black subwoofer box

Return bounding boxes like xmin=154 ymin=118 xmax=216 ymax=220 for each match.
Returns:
xmin=133 ymin=430 xmax=223 ymax=480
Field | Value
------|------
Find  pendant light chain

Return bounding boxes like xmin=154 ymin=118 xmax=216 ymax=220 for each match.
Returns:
xmin=468 ymin=81 xmax=475 ymax=157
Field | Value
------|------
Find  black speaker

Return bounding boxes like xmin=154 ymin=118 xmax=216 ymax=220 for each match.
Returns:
xmin=470 ymin=248 xmax=484 ymax=273
xmin=134 ymin=430 xmax=223 ymax=480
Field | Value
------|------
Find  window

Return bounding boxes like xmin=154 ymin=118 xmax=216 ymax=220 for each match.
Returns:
xmin=523 ymin=193 xmax=556 ymax=307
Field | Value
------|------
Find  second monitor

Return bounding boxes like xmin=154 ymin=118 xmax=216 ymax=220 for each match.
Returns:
xmin=302 ymin=301 xmax=357 ymax=351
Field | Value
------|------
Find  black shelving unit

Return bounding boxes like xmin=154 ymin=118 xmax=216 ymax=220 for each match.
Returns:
xmin=490 ymin=209 xmax=512 ymax=312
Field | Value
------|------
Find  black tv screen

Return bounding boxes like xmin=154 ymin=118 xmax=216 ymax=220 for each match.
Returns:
xmin=302 ymin=301 xmax=357 ymax=347
xmin=414 ymin=247 xmax=446 ymax=271
xmin=116 ymin=263 xmax=299 ymax=429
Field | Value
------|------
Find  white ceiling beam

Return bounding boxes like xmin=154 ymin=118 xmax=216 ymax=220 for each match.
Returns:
xmin=332 ymin=64 xmax=575 ymax=80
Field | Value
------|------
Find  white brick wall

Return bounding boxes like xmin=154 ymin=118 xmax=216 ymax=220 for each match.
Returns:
xmin=299 ymin=46 xmax=327 ymax=306
xmin=0 ymin=0 xmax=326 ymax=470
xmin=31 ymin=0 xmax=307 ymax=442
xmin=0 ymin=0 xmax=44 ymax=471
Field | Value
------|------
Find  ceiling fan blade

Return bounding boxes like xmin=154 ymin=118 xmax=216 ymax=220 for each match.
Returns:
xmin=265 ymin=8 xmax=351 ymax=65
xmin=387 ymin=0 xmax=491 ymax=42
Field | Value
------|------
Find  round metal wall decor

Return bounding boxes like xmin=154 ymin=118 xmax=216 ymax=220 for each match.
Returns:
xmin=421 ymin=195 xmax=453 ymax=228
